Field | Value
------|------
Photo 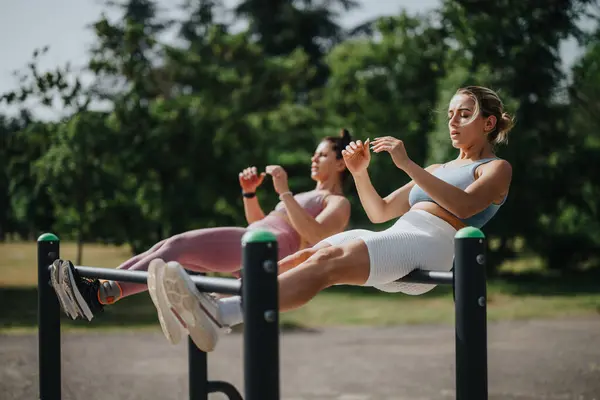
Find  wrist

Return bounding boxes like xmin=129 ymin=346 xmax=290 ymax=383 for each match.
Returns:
xmin=242 ymin=191 xmax=256 ymax=199
xmin=352 ymin=170 xmax=369 ymax=180
xmin=401 ymin=159 xmax=417 ymax=174
xmin=279 ymin=191 xmax=293 ymax=201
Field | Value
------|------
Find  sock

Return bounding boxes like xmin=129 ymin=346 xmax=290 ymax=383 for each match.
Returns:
xmin=217 ymin=296 xmax=244 ymax=327
xmin=97 ymin=280 xmax=123 ymax=304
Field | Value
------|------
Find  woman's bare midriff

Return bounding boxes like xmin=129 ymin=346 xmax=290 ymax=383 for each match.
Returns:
xmin=263 ymin=211 xmax=312 ymax=250
xmin=410 ymin=202 xmax=466 ymax=231
xmin=271 ymin=200 xmax=465 ymax=239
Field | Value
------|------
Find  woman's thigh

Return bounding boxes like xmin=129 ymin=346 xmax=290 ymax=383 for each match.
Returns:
xmin=362 ymin=228 xmax=454 ymax=294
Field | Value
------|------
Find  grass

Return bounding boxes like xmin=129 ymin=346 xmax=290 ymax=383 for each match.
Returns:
xmin=1 ymin=240 xmax=599 ymax=332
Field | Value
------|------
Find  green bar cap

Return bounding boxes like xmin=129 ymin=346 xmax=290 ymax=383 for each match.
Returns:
xmin=37 ymin=233 xmax=60 ymax=242
xmin=455 ymin=226 xmax=485 ymax=239
xmin=242 ymin=230 xmax=277 ymax=245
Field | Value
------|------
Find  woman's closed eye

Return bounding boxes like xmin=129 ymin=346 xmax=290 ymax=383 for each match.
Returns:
xmin=448 ymin=112 xmax=471 ymax=120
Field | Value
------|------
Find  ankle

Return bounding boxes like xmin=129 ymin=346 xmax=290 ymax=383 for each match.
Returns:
xmin=98 ymin=280 xmax=123 ymax=305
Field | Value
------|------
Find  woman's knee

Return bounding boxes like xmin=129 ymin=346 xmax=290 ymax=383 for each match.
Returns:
xmin=303 ymin=246 xmax=346 ymax=284
xmin=148 ymin=238 xmax=168 ymax=252
xmin=309 ymin=240 xmax=370 ymax=286
xmin=163 ymin=234 xmax=189 ymax=253
xmin=309 ymin=246 xmax=345 ymax=263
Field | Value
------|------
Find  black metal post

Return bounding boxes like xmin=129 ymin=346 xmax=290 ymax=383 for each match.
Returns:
xmin=242 ymin=231 xmax=280 ymax=400
xmin=186 ymin=270 xmax=209 ymax=400
xmin=188 ymin=336 xmax=208 ymax=400
xmin=454 ymin=227 xmax=488 ymax=400
xmin=37 ymin=233 xmax=61 ymax=400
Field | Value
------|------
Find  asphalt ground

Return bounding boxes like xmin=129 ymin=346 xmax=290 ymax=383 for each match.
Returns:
xmin=1 ymin=317 xmax=599 ymax=399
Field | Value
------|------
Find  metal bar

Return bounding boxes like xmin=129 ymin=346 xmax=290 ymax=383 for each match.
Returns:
xmin=396 ymin=269 xmax=453 ymax=285
xmin=46 ymin=265 xmax=242 ymax=295
xmin=37 ymin=233 xmax=62 ymax=400
xmin=242 ymin=231 xmax=280 ymax=400
xmin=207 ymin=381 xmax=243 ymax=400
xmin=454 ymin=228 xmax=488 ymax=400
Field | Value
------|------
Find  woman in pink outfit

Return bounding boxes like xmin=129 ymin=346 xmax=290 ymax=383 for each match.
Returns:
xmin=50 ymin=129 xmax=354 ymax=335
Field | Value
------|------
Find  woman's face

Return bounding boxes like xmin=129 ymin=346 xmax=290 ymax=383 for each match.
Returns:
xmin=310 ymin=140 xmax=343 ymax=181
xmin=447 ymin=94 xmax=493 ymax=149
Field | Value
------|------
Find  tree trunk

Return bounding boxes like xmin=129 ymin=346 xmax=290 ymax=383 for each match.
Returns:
xmin=76 ymin=230 xmax=84 ymax=266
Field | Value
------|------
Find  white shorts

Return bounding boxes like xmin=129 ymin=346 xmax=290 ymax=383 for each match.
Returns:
xmin=319 ymin=210 xmax=456 ymax=295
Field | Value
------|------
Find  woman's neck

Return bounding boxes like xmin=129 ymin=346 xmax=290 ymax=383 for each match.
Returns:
xmin=315 ymin=179 xmax=343 ymax=195
xmin=458 ymin=142 xmax=495 ymax=160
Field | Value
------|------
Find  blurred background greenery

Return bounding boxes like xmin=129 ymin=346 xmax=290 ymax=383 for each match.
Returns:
xmin=1 ymin=0 xmax=599 ymax=330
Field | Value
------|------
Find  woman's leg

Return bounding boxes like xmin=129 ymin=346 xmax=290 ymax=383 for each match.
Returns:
xmin=276 ymin=228 xmax=374 ymax=276
xmin=156 ymin=214 xmax=456 ymax=351
xmin=277 ymin=243 xmax=331 ymax=275
xmin=158 ymin=238 xmax=371 ymax=350
xmin=116 ymin=239 xmax=168 ymax=270
xmin=276 ymin=239 xmax=370 ymax=312
xmin=113 ymin=227 xmax=249 ymax=298
xmin=95 ymin=239 xmax=170 ymax=304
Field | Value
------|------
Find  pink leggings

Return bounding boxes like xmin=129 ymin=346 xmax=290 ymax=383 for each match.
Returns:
xmin=116 ymin=226 xmax=298 ymax=298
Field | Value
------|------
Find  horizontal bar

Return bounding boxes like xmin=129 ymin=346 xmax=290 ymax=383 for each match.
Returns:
xmin=396 ymin=269 xmax=453 ymax=285
xmin=48 ymin=265 xmax=242 ymax=295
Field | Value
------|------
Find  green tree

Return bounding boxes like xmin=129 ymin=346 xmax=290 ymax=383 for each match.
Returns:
xmin=0 ymin=47 xmax=90 ymax=240
xmin=34 ymin=111 xmax=123 ymax=264
xmin=0 ymin=112 xmax=33 ymax=240
xmin=234 ymin=0 xmax=358 ymax=88
xmin=320 ymin=13 xmax=447 ymax=227
xmin=440 ymin=0 xmax=597 ymax=271
xmin=547 ymin=21 xmax=600 ymax=270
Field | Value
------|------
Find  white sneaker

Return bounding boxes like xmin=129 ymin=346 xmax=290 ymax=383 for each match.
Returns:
xmin=161 ymin=261 xmax=230 ymax=352
xmin=147 ymin=258 xmax=185 ymax=345
xmin=49 ymin=260 xmax=78 ymax=319
xmin=60 ymin=260 xmax=94 ymax=321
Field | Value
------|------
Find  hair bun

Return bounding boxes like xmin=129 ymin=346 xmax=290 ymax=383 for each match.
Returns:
xmin=500 ymin=112 xmax=514 ymax=130
xmin=340 ymin=128 xmax=352 ymax=145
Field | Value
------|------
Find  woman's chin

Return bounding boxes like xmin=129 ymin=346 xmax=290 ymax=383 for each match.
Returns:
xmin=450 ymin=139 xmax=464 ymax=149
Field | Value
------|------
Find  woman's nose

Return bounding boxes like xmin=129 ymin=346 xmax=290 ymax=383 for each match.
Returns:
xmin=449 ymin=115 xmax=459 ymax=127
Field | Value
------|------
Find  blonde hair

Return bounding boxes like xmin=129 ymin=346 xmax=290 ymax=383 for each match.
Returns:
xmin=456 ymin=86 xmax=515 ymax=145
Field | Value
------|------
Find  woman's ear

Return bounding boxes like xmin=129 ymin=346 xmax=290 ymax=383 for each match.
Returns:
xmin=336 ymin=158 xmax=346 ymax=172
xmin=485 ymin=115 xmax=497 ymax=132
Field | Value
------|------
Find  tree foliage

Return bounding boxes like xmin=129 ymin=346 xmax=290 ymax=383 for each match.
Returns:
xmin=1 ymin=0 xmax=598 ymax=273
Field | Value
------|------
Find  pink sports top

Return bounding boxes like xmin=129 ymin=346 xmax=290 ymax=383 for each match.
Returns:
xmin=272 ymin=190 xmax=328 ymax=218
xmin=247 ymin=190 xmax=328 ymax=256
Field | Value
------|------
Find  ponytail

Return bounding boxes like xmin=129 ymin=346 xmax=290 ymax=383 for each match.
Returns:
xmin=325 ymin=128 xmax=352 ymax=160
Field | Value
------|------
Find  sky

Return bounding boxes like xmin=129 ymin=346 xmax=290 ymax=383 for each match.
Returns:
xmin=0 ymin=0 xmax=587 ymax=118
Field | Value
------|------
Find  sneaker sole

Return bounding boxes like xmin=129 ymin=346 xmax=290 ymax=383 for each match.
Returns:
xmin=148 ymin=259 xmax=183 ymax=345
xmin=62 ymin=261 xmax=94 ymax=321
xmin=50 ymin=261 xmax=77 ymax=319
xmin=162 ymin=263 xmax=219 ymax=352
xmin=58 ymin=261 xmax=83 ymax=319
